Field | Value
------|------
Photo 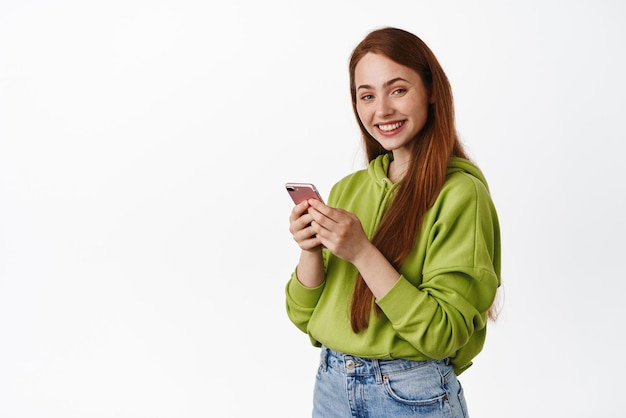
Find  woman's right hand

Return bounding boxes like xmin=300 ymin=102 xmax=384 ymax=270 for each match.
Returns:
xmin=289 ymin=200 xmax=324 ymax=252
xmin=289 ymin=200 xmax=326 ymax=288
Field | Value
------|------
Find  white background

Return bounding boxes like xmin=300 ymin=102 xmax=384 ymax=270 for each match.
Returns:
xmin=1 ymin=0 xmax=625 ymax=417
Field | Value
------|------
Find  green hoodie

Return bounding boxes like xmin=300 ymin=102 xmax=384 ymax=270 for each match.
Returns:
xmin=286 ymin=153 xmax=501 ymax=375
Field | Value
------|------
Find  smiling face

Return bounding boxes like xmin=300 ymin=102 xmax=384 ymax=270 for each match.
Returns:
xmin=354 ymin=52 xmax=431 ymax=161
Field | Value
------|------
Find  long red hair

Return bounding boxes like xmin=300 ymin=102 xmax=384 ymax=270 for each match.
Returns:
xmin=348 ymin=27 xmax=474 ymax=332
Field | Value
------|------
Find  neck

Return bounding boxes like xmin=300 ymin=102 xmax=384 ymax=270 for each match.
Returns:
xmin=388 ymin=150 xmax=411 ymax=183
xmin=388 ymin=159 xmax=409 ymax=183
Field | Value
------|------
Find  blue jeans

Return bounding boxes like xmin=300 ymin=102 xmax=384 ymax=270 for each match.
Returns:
xmin=313 ymin=346 xmax=469 ymax=418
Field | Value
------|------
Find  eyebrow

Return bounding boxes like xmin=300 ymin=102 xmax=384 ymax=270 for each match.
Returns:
xmin=356 ymin=77 xmax=410 ymax=91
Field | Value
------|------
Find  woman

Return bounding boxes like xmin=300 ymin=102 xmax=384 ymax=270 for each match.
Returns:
xmin=286 ymin=27 xmax=501 ymax=418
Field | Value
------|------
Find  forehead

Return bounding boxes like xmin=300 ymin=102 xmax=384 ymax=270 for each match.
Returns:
xmin=354 ymin=52 xmax=420 ymax=86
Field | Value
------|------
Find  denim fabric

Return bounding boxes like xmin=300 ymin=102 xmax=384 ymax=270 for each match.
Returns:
xmin=312 ymin=346 xmax=469 ymax=418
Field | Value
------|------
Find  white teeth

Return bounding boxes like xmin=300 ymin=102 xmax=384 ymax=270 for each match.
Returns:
xmin=378 ymin=122 xmax=403 ymax=132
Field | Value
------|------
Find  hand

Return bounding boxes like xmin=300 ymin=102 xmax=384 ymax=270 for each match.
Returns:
xmin=288 ymin=200 xmax=324 ymax=252
xmin=306 ymin=199 xmax=371 ymax=264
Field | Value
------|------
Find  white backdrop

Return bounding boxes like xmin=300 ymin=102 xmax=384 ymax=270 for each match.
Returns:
xmin=1 ymin=0 xmax=625 ymax=417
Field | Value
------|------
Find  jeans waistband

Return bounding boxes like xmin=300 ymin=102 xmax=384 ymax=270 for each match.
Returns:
xmin=320 ymin=345 xmax=452 ymax=384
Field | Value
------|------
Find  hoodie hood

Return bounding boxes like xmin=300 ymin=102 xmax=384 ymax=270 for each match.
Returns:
xmin=367 ymin=152 xmax=394 ymax=185
xmin=367 ymin=153 xmax=491 ymax=194
xmin=447 ymin=157 xmax=491 ymax=192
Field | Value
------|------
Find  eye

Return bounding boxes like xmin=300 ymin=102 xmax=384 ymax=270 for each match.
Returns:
xmin=391 ymin=88 xmax=407 ymax=95
xmin=360 ymin=94 xmax=374 ymax=101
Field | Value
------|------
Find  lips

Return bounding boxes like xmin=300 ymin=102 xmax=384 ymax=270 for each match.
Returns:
xmin=377 ymin=121 xmax=404 ymax=132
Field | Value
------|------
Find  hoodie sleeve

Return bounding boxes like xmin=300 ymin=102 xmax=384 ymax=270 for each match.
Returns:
xmin=285 ymin=269 xmax=326 ymax=334
xmin=376 ymin=172 xmax=501 ymax=361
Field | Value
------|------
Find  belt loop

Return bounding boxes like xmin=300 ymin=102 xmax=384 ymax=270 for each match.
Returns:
xmin=372 ymin=359 xmax=383 ymax=384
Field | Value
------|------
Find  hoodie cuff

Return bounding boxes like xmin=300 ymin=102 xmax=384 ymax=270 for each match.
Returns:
xmin=287 ymin=270 xmax=325 ymax=308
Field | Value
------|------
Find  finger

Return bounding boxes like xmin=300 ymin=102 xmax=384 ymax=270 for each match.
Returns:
xmin=290 ymin=200 xmax=311 ymax=220
xmin=293 ymin=219 xmax=318 ymax=237
xmin=309 ymin=199 xmax=351 ymax=221
xmin=307 ymin=198 xmax=327 ymax=213
xmin=289 ymin=202 xmax=312 ymax=226
xmin=294 ymin=228 xmax=322 ymax=249
xmin=299 ymin=237 xmax=323 ymax=251
xmin=289 ymin=213 xmax=314 ymax=235
xmin=308 ymin=205 xmax=341 ymax=231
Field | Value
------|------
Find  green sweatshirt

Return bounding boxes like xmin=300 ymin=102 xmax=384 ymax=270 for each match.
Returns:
xmin=286 ymin=153 xmax=501 ymax=375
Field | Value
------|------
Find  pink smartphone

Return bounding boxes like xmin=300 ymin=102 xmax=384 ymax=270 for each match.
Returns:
xmin=285 ymin=182 xmax=324 ymax=205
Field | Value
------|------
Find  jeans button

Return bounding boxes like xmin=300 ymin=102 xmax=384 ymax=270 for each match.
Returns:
xmin=345 ymin=360 xmax=355 ymax=370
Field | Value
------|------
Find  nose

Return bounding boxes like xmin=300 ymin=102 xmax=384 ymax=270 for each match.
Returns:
xmin=375 ymin=96 xmax=393 ymax=118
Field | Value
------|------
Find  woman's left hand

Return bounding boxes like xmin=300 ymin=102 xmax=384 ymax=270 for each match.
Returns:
xmin=306 ymin=199 xmax=371 ymax=264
